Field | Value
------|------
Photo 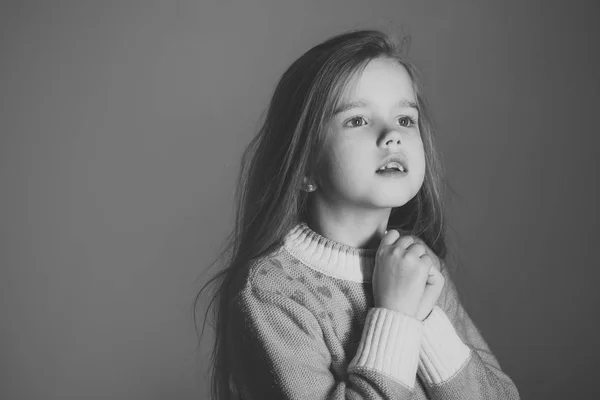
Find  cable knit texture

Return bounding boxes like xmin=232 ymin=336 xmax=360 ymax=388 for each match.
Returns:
xmin=227 ymin=222 xmax=520 ymax=399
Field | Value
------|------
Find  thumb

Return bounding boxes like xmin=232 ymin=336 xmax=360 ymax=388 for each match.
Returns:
xmin=417 ymin=266 xmax=445 ymax=321
xmin=426 ymin=265 xmax=444 ymax=285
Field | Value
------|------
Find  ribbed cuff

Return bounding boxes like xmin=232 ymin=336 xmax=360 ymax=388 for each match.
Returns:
xmin=418 ymin=306 xmax=472 ymax=384
xmin=349 ymin=307 xmax=423 ymax=389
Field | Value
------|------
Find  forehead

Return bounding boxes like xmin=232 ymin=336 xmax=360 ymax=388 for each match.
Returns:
xmin=341 ymin=58 xmax=415 ymax=103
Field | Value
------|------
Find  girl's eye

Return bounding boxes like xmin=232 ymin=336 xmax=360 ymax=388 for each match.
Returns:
xmin=398 ymin=116 xmax=417 ymax=127
xmin=345 ymin=116 xmax=367 ymax=128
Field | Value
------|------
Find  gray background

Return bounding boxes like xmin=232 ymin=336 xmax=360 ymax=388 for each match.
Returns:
xmin=1 ymin=1 xmax=598 ymax=399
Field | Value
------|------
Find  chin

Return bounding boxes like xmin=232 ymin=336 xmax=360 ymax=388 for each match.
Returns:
xmin=370 ymin=195 xmax=416 ymax=209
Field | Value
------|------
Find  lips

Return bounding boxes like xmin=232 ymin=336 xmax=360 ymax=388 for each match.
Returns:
xmin=376 ymin=154 xmax=408 ymax=173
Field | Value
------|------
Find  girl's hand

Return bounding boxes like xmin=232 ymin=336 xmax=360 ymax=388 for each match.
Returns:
xmin=410 ymin=237 xmax=445 ymax=321
xmin=416 ymin=264 xmax=445 ymax=321
xmin=413 ymin=236 xmax=442 ymax=271
xmin=372 ymin=230 xmax=433 ymax=318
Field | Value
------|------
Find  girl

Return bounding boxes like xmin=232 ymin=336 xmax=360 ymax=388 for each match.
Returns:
xmin=195 ymin=29 xmax=520 ymax=399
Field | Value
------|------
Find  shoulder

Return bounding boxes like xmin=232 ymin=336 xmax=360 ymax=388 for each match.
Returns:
xmin=230 ymin=248 xmax=323 ymax=330
xmin=234 ymin=247 xmax=309 ymax=300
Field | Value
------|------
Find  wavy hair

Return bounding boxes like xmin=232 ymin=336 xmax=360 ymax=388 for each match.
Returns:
xmin=193 ymin=28 xmax=449 ymax=399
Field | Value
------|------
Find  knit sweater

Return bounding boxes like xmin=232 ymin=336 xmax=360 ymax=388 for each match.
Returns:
xmin=226 ymin=222 xmax=520 ymax=399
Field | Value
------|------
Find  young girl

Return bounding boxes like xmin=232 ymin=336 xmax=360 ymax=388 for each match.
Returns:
xmin=195 ymin=29 xmax=520 ymax=399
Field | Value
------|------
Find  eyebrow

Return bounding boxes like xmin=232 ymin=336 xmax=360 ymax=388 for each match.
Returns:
xmin=333 ymin=98 xmax=419 ymax=115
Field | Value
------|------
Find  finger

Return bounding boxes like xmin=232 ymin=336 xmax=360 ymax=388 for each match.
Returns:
xmin=395 ymin=235 xmax=416 ymax=250
xmin=412 ymin=237 xmax=441 ymax=270
xmin=380 ymin=229 xmax=401 ymax=247
xmin=419 ymin=253 xmax=433 ymax=264
xmin=430 ymin=255 xmax=441 ymax=271
xmin=426 ymin=265 xmax=444 ymax=284
xmin=406 ymin=242 xmax=427 ymax=257
xmin=410 ymin=237 xmax=430 ymax=256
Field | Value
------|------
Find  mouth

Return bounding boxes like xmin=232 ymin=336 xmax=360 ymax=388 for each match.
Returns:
xmin=376 ymin=168 xmax=408 ymax=177
xmin=376 ymin=162 xmax=406 ymax=173
xmin=375 ymin=156 xmax=409 ymax=175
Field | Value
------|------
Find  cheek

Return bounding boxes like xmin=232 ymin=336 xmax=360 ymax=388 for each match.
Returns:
xmin=320 ymin=144 xmax=368 ymax=186
xmin=413 ymin=141 xmax=427 ymax=180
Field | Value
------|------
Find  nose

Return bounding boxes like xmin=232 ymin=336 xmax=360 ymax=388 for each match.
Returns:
xmin=379 ymin=128 xmax=402 ymax=148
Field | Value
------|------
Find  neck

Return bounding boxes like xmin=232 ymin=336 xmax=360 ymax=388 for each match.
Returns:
xmin=306 ymin=197 xmax=391 ymax=250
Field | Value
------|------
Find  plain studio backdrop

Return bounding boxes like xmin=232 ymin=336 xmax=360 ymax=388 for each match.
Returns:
xmin=1 ymin=1 xmax=598 ymax=399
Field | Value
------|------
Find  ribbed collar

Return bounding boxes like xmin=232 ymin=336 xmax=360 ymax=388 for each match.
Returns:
xmin=282 ymin=222 xmax=377 ymax=283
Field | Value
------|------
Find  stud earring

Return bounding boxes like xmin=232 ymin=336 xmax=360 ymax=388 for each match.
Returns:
xmin=302 ymin=176 xmax=317 ymax=192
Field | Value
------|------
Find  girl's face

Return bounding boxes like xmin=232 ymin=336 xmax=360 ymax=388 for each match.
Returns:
xmin=315 ymin=57 xmax=426 ymax=210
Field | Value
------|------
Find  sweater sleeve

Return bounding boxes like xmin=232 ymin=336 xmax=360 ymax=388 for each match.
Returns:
xmin=228 ymin=281 xmax=423 ymax=399
xmin=416 ymin=266 xmax=521 ymax=399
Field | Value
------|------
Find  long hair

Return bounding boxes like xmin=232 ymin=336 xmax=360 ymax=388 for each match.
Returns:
xmin=193 ymin=28 xmax=448 ymax=400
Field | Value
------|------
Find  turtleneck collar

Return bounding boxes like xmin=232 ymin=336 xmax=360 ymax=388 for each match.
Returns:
xmin=282 ymin=222 xmax=377 ymax=283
